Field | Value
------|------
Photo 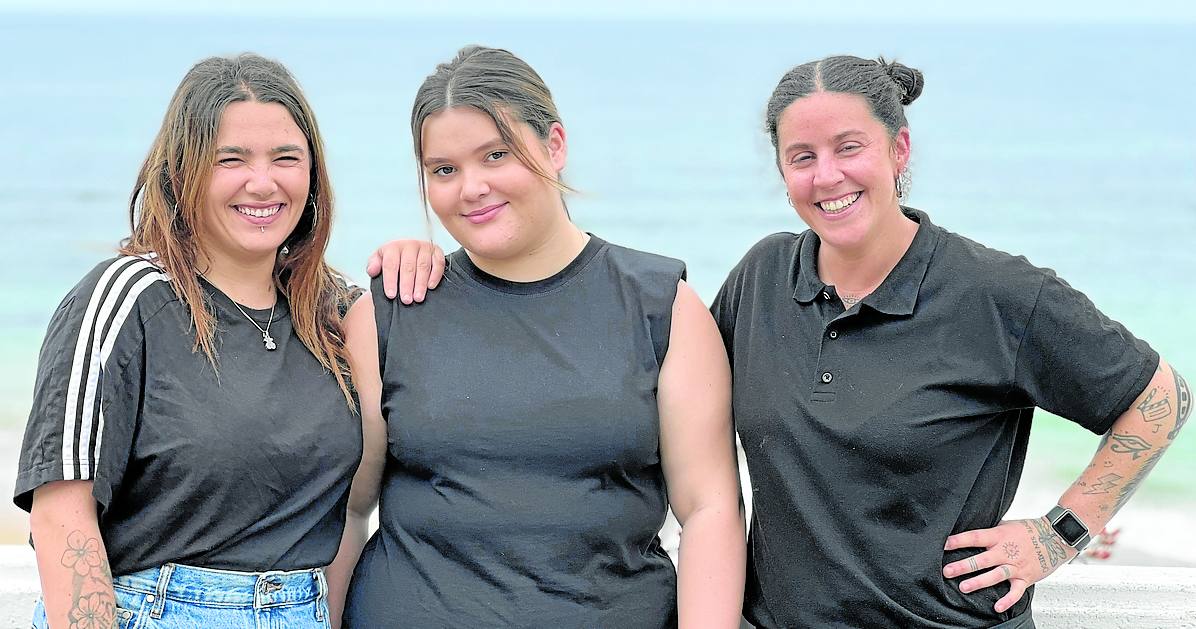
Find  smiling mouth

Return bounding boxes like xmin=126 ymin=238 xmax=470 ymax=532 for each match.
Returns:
xmin=816 ymin=192 xmax=861 ymax=214
xmin=234 ymin=204 xmax=284 ymax=218
xmin=465 ymin=203 xmax=506 ymax=217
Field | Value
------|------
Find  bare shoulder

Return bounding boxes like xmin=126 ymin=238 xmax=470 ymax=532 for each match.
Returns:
xmin=342 ymin=291 xmax=377 ymax=342
xmin=671 ymin=280 xmax=717 ymax=329
xmin=666 ymin=279 xmax=727 ymax=366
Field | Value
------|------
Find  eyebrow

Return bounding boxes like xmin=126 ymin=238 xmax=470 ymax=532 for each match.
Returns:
xmin=422 ymin=138 xmax=508 ymax=166
xmin=215 ymin=144 xmax=306 ymax=155
xmin=782 ymin=130 xmax=866 ymax=154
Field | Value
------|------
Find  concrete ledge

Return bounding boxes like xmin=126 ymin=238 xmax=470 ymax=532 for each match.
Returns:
xmin=1033 ymin=564 xmax=1196 ymax=628
xmin=0 ymin=546 xmax=39 ymax=629
xmin=0 ymin=546 xmax=1193 ymax=627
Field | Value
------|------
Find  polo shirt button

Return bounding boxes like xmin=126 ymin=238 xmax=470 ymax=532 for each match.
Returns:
xmin=829 ymin=330 xmax=838 ymax=339
xmin=821 ymin=372 xmax=833 ymax=383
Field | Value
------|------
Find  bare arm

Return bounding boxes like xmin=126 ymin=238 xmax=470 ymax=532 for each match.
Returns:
xmin=325 ymin=295 xmax=387 ymax=628
xmin=1061 ymin=359 xmax=1189 ymax=523
xmin=945 ymin=358 xmax=1190 ymax=612
xmin=658 ymin=281 xmax=746 ymax=629
xmin=30 ymin=480 xmax=117 ymax=629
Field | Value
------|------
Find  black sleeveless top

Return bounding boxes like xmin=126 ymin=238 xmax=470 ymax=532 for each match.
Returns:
xmin=346 ymin=236 xmax=685 ymax=628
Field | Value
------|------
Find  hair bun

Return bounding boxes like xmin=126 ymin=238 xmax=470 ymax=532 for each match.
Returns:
xmin=877 ymin=58 xmax=924 ymax=106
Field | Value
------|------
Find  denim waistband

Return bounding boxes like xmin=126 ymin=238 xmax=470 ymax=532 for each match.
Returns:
xmin=113 ymin=563 xmax=327 ymax=609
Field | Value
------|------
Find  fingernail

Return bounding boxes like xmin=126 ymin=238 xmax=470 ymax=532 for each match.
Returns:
xmin=401 ymin=294 xmax=411 ymax=303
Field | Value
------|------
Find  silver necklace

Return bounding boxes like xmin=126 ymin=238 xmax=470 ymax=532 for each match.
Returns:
xmin=228 ymin=297 xmax=277 ymax=351
xmin=200 ymin=274 xmax=277 ymax=350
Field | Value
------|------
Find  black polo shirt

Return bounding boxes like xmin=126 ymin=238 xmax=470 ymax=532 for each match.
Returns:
xmin=711 ymin=209 xmax=1157 ymax=628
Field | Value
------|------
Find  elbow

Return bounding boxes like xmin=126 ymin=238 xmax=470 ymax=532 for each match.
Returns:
xmin=676 ymin=493 xmax=746 ymax=533
xmin=345 ymin=495 xmax=378 ymax=522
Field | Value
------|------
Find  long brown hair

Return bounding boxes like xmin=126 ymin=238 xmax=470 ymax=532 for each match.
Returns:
xmin=122 ymin=53 xmax=356 ymax=407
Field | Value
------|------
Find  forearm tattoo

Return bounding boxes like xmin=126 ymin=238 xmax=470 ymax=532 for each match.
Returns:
xmin=1109 ymin=432 xmax=1152 ymax=459
xmin=1167 ymin=370 xmax=1191 ymax=441
xmin=1135 ymin=387 xmax=1173 ymax=427
xmin=1081 ymin=472 xmax=1122 ymax=495
xmin=60 ymin=530 xmax=115 ymax=629
xmin=1114 ymin=447 xmax=1166 ymax=511
xmin=1101 ymin=369 xmax=1189 ymax=511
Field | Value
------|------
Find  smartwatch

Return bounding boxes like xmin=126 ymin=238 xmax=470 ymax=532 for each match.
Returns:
xmin=1046 ymin=505 xmax=1091 ymax=555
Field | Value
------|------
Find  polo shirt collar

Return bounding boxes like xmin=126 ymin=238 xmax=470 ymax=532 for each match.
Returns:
xmin=792 ymin=230 xmax=827 ymax=304
xmin=791 ymin=206 xmax=940 ymax=316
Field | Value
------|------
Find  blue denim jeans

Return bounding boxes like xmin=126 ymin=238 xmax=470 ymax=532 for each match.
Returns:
xmin=33 ymin=563 xmax=331 ymax=628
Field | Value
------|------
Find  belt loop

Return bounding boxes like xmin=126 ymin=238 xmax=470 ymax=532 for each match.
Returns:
xmin=149 ymin=563 xmax=174 ymax=619
xmin=313 ymin=568 xmax=328 ymax=621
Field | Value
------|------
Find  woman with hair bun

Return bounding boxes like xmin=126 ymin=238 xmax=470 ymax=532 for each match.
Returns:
xmin=17 ymin=53 xmax=369 ymax=628
xmin=709 ymin=54 xmax=1187 ymax=628
xmin=334 ymin=45 xmax=746 ymax=628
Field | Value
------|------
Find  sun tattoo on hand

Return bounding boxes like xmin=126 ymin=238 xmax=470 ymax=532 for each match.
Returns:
xmin=1003 ymin=541 xmax=1020 ymax=561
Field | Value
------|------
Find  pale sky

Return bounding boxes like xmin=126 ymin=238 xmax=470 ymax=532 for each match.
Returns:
xmin=2 ymin=0 xmax=1194 ymax=22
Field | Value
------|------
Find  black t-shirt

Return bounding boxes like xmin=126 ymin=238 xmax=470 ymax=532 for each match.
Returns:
xmin=711 ymin=209 xmax=1157 ymax=628
xmin=15 ymin=256 xmax=363 ymax=575
xmin=345 ymin=236 xmax=684 ymax=628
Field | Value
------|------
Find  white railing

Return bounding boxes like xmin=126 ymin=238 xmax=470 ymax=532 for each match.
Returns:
xmin=0 ymin=546 xmax=1192 ymax=628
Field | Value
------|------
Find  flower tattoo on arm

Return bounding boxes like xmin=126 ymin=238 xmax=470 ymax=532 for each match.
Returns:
xmin=60 ymin=530 xmax=116 ymax=629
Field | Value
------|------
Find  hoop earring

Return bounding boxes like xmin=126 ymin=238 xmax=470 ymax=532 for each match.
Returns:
xmin=786 ymin=192 xmax=795 ymax=208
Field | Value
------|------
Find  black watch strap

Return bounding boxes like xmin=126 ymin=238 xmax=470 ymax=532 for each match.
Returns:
xmin=1046 ymin=505 xmax=1091 ymax=554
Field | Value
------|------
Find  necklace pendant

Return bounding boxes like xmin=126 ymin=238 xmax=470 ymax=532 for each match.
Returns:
xmin=263 ymin=332 xmax=277 ymax=351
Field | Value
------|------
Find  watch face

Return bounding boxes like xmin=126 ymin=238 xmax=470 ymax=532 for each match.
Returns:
xmin=1054 ymin=511 xmax=1088 ymax=545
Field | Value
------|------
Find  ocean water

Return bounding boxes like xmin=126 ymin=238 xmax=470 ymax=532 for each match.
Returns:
xmin=1 ymin=14 xmax=1194 ymax=490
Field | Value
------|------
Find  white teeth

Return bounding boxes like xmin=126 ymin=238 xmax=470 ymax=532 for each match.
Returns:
xmin=235 ymin=204 xmax=282 ymax=218
xmin=817 ymin=192 xmax=860 ymax=214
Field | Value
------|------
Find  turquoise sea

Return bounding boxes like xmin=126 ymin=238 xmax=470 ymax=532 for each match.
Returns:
xmin=1 ymin=13 xmax=1194 ymax=502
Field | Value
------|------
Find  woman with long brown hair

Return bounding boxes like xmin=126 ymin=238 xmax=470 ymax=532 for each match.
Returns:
xmin=16 ymin=53 xmax=367 ymax=628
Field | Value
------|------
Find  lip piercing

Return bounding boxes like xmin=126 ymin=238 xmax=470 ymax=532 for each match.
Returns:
xmin=259 ymin=226 xmax=265 ymax=233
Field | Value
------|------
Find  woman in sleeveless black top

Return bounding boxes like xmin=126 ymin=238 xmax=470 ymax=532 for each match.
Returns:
xmin=327 ymin=47 xmax=746 ymax=628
